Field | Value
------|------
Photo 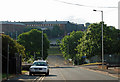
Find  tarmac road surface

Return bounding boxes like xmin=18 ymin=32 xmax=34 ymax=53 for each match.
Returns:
xmin=3 ymin=55 xmax=119 ymax=82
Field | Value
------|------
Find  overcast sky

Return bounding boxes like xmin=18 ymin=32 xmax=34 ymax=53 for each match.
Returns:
xmin=0 ymin=0 xmax=119 ymax=28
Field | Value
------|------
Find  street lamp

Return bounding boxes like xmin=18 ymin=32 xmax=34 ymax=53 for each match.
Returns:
xmin=7 ymin=44 xmax=9 ymax=80
xmin=93 ymin=9 xmax=104 ymax=69
xmin=41 ymin=28 xmax=47 ymax=60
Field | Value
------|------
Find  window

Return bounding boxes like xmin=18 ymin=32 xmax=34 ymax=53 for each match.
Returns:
xmin=32 ymin=62 xmax=47 ymax=66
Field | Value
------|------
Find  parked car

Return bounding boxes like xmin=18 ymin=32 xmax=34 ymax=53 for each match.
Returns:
xmin=29 ymin=60 xmax=49 ymax=76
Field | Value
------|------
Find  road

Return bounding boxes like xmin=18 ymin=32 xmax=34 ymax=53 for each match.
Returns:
xmin=4 ymin=55 xmax=119 ymax=82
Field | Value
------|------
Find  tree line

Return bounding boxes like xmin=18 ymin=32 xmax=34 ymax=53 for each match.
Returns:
xmin=60 ymin=22 xmax=120 ymax=65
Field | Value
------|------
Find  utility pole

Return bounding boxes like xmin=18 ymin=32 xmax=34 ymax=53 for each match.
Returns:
xmin=7 ymin=44 xmax=9 ymax=80
xmin=41 ymin=28 xmax=47 ymax=60
xmin=101 ymin=11 xmax=104 ymax=69
xmin=93 ymin=9 xmax=104 ymax=69
xmin=42 ymin=30 xmax=43 ymax=60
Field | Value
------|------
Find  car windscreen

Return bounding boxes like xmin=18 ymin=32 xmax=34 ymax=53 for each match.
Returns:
xmin=32 ymin=62 xmax=47 ymax=66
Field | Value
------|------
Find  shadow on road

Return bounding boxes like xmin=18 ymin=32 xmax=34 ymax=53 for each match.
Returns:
xmin=45 ymin=74 xmax=57 ymax=77
xmin=2 ymin=74 xmax=42 ymax=82
xmin=2 ymin=80 xmax=24 ymax=82
xmin=2 ymin=73 xmax=57 ymax=82
xmin=50 ymin=66 xmax=75 ymax=69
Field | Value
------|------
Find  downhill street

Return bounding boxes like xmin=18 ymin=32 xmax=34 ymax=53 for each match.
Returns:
xmin=4 ymin=55 xmax=119 ymax=82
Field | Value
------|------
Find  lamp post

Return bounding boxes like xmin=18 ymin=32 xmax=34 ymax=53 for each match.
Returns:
xmin=7 ymin=44 xmax=9 ymax=80
xmin=93 ymin=9 xmax=104 ymax=69
xmin=42 ymin=30 xmax=43 ymax=60
xmin=41 ymin=28 xmax=47 ymax=60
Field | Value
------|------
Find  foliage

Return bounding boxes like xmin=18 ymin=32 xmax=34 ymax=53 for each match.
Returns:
xmin=76 ymin=22 xmax=120 ymax=59
xmin=56 ymin=39 xmax=61 ymax=45
xmin=60 ymin=31 xmax=83 ymax=60
xmin=17 ymin=29 xmax=50 ymax=60
xmin=60 ymin=22 xmax=120 ymax=65
xmin=2 ymin=34 xmax=25 ymax=59
xmin=2 ymin=34 xmax=25 ymax=73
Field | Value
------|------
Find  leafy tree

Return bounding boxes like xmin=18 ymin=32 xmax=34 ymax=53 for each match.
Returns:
xmin=60 ymin=31 xmax=83 ymax=62
xmin=2 ymin=34 xmax=25 ymax=58
xmin=56 ymin=39 xmax=61 ymax=45
xmin=76 ymin=22 xmax=120 ymax=60
xmin=17 ymin=29 xmax=50 ymax=60
xmin=2 ymin=34 xmax=25 ymax=73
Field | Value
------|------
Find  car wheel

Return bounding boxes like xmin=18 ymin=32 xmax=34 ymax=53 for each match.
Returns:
xmin=29 ymin=72 xmax=32 ymax=76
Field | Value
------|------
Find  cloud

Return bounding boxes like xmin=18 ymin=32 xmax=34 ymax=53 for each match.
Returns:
xmin=64 ymin=16 xmax=86 ymax=24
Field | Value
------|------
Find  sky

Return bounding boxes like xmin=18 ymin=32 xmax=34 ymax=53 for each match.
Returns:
xmin=0 ymin=0 xmax=119 ymax=28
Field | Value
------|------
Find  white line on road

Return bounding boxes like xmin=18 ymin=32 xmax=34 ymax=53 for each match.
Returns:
xmin=58 ymin=68 xmax=66 ymax=82
xmin=38 ymin=76 xmax=45 ymax=82
xmin=32 ymin=76 xmax=40 ymax=82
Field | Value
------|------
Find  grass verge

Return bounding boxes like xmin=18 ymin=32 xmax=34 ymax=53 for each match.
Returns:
xmin=81 ymin=62 xmax=102 ymax=66
xmin=22 ymin=70 xmax=29 ymax=74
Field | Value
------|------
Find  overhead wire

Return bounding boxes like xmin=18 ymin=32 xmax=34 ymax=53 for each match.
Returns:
xmin=53 ymin=0 xmax=118 ymax=8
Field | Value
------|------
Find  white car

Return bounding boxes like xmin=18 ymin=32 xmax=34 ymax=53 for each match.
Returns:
xmin=29 ymin=60 xmax=49 ymax=76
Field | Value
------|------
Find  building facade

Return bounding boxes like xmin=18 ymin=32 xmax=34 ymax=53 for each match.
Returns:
xmin=19 ymin=21 xmax=80 ymax=30
xmin=1 ymin=21 xmax=86 ymax=38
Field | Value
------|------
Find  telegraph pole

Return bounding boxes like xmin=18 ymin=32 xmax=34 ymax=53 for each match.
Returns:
xmin=93 ymin=9 xmax=104 ymax=69
xmin=7 ymin=44 xmax=9 ymax=80
xmin=42 ymin=30 xmax=43 ymax=60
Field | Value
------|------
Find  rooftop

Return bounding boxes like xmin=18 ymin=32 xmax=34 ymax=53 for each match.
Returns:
xmin=0 ymin=21 xmax=25 ymax=26
xmin=19 ymin=21 xmax=70 ymax=25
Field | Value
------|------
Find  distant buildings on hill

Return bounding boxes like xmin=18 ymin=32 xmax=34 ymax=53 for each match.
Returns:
xmin=0 ymin=21 xmax=90 ymax=38
xmin=19 ymin=21 xmax=88 ymax=31
xmin=1 ymin=20 xmax=90 ymax=30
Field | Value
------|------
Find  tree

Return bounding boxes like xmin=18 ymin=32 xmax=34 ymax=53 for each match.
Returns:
xmin=2 ymin=34 xmax=25 ymax=73
xmin=2 ymin=34 xmax=25 ymax=59
xmin=76 ymin=22 xmax=120 ymax=60
xmin=17 ymin=29 xmax=50 ymax=60
xmin=56 ymin=39 xmax=61 ymax=46
xmin=60 ymin=31 xmax=83 ymax=62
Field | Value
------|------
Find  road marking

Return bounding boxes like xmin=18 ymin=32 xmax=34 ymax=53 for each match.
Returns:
xmin=32 ymin=76 xmax=45 ymax=82
xmin=58 ymin=68 xmax=66 ymax=82
xmin=40 ymin=76 xmax=45 ymax=82
xmin=32 ymin=76 xmax=40 ymax=82
xmin=37 ymin=76 xmax=42 ymax=81
xmin=37 ymin=76 xmax=45 ymax=82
